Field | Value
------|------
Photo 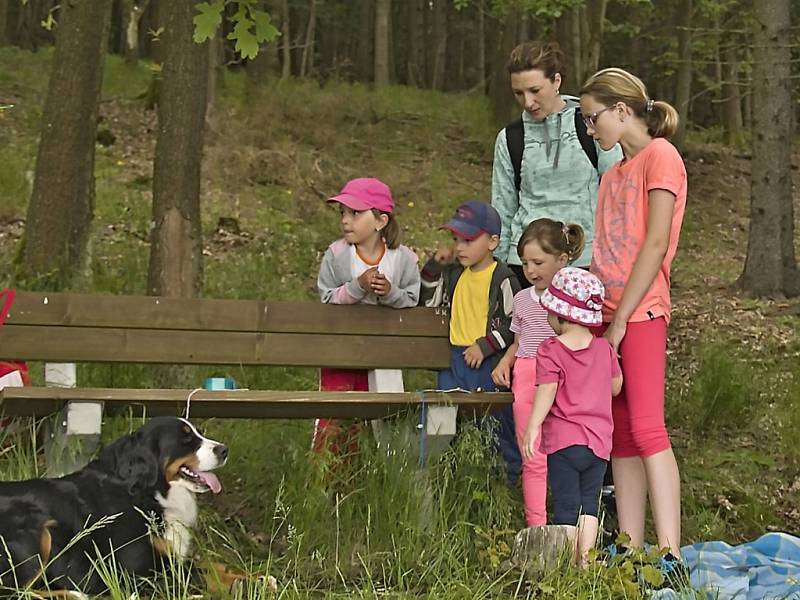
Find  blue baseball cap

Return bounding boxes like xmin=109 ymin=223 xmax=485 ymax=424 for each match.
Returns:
xmin=441 ymin=201 xmax=502 ymax=240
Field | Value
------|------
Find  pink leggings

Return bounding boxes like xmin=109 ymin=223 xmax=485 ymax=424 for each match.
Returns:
xmin=511 ymin=357 xmax=548 ymax=527
xmin=601 ymin=318 xmax=672 ymax=458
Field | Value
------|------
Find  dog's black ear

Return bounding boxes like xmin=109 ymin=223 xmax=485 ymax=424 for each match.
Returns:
xmin=111 ymin=432 xmax=161 ymax=495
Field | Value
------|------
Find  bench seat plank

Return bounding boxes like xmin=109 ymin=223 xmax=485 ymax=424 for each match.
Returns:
xmin=0 ymin=387 xmax=513 ymax=419
xmin=4 ymin=292 xmax=449 ymax=336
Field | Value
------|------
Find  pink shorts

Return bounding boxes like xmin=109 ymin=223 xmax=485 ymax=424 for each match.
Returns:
xmin=599 ymin=318 xmax=672 ymax=458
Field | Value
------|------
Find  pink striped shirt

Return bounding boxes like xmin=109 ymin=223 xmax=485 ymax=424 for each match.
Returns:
xmin=510 ymin=287 xmax=555 ymax=358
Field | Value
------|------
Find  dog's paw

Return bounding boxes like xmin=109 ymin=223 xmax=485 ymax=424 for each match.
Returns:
xmin=231 ymin=574 xmax=278 ymax=595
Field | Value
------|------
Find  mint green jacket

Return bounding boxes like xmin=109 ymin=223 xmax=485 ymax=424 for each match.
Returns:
xmin=491 ymin=97 xmax=622 ymax=267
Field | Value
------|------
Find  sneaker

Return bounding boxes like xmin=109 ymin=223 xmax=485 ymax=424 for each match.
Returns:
xmin=657 ymin=552 xmax=691 ymax=590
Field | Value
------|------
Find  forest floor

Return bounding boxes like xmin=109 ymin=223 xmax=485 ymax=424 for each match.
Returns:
xmin=1 ymin=47 xmax=799 ymax=598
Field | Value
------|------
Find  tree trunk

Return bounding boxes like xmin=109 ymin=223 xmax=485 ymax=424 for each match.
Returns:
xmin=672 ymin=0 xmax=693 ymax=151
xmin=299 ymin=0 xmax=316 ymax=77
xmin=476 ymin=0 xmax=485 ymax=91
xmin=281 ymin=0 xmax=291 ymax=77
xmin=739 ymin=0 xmax=798 ymax=297
xmin=206 ymin=35 xmax=223 ymax=118
xmin=147 ymin=0 xmax=209 ymax=299
xmin=374 ymin=0 xmax=390 ymax=85
xmin=741 ymin=45 xmax=752 ymax=130
xmin=430 ymin=0 xmax=447 ymax=90
xmin=583 ymin=0 xmax=608 ymax=83
xmin=406 ymin=0 xmax=421 ymax=86
xmin=722 ymin=42 xmax=743 ymax=145
xmin=15 ymin=0 xmax=57 ymax=51
xmin=21 ymin=0 xmax=111 ymax=290
xmin=488 ymin=8 xmax=519 ymax=125
xmin=120 ymin=0 xmax=150 ymax=63
xmin=357 ymin=0 xmax=372 ymax=81
xmin=0 ymin=0 xmax=8 ymax=46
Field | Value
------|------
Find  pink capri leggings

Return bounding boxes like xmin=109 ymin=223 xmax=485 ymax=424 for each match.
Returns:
xmin=604 ymin=318 xmax=672 ymax=458
xmin=511 ymin=357 xmax=548 ymax=527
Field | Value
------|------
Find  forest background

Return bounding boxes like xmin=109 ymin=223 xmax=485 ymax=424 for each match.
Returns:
xmin=0 ymin=0 xmax=799 ymax=597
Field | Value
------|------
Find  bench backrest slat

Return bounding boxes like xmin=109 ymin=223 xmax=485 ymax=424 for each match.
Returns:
xmin=4 ymin=292 xmax=449 ymax=336
xmin=0 ymin=292 xmax=453 ymax=370
xmin=1 ymin=325 xmax=451 ymax=369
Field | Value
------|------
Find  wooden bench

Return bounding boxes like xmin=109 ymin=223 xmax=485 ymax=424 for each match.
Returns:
xmin=0 ymin=291 xmax=511 ymax=427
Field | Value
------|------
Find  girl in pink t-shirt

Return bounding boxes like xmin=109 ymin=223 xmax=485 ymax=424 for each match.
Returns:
xmin=580 ymin=68 xmax=687 ymax=563
xmin=491 ymin=219 xmax=585 ymax=528
xmin=522 ymin=267 xmax=622 ymax=565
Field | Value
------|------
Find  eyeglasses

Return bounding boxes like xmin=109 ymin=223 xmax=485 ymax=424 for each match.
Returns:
xmin=582 ymin=105 xmax=614 ymax=128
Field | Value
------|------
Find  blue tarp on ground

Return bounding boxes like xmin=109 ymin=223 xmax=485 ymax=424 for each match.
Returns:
xmin=655 ymin=532 xmax=800 ymax=599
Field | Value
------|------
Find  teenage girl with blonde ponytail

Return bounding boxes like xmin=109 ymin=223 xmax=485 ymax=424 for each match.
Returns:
xmin=579 ymin=68 xmax=687 ymax=574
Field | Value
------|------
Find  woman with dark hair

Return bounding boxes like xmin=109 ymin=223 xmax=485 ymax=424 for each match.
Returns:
xmin=491 ymin=41 xmax=622 ymax=287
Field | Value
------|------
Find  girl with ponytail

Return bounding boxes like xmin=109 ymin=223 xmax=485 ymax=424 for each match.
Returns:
xmin=579 ymin=68 xmax=687 ymax=572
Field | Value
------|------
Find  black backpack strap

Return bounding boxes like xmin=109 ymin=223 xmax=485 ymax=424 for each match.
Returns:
xmin=505 ymin=118 xmax=524 ymax=193
xmin=574 ymin=108 xmax=599 ymax=171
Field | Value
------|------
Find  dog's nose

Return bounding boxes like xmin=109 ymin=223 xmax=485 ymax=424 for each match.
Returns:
xmin=214 ymin=445 xmax=228 ymax=461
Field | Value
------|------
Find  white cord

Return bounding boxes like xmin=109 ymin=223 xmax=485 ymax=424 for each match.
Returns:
xmin=184 ymin=388 xmax=203 ymax=420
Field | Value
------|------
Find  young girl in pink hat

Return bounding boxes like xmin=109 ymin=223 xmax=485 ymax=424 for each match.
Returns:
xmin=522 ymin=266 xmax=622 ymax=565
xmin=313 ymin=177 xmax=420 ymax=454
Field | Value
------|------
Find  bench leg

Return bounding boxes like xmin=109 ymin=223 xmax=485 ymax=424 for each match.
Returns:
xmin=43 ymin=363 xmax=102 ymax=477
xmin=367 ymin=370 xmax=457 ymax=465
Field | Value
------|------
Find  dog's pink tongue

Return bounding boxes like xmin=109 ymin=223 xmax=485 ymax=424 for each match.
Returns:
xmin=198 ymin=471 xmax=222 ymax=494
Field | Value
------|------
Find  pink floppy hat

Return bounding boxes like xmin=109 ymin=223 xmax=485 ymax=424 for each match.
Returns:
xmin=540 ymin=267 xmax=605 ymax=327
xmin=328 ymin=178 xmax=394 ymax=213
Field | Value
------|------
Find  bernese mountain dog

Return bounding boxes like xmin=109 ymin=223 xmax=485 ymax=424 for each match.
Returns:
xmin=0 ymin=416 xmax=227 ymax=597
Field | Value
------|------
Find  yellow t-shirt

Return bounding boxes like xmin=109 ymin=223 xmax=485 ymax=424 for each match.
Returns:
xmin=450 ymin=262 xmax=496 ymax=347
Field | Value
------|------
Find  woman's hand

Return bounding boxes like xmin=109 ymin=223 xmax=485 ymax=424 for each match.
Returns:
xmin=491 ymin=358 xmax=511 ymax=388
xmin=463 ymin=344 xmax=484 ymax=369
xmin=604 ymin=320 xmax=627 ymax=354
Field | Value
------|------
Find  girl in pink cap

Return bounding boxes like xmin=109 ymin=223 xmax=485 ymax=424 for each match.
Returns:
xmin=522 ymin=266 xmax=622 ymax=565
xmin=313 ymin=178 xmax=420 ymax=455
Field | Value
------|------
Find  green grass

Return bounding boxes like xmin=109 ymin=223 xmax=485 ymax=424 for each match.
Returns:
xmin=1 ymin=46 xmax=799 ymax=597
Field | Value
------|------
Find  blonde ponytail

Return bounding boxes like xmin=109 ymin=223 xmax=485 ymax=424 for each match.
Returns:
xmin=581 ymin=67 xmax=680 ymax=139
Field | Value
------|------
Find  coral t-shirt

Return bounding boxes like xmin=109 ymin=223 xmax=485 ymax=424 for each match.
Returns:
xmin=591 ymin=138 xmax=687 ymax=324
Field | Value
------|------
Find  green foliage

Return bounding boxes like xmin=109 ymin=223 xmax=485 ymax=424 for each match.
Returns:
xmin=684 ymin=342 xmax=753 ymax=433
xmin=194 ymin=0 xmax=280 ymax=59
xmin=193 ymin=0 xmax=225 ymax=44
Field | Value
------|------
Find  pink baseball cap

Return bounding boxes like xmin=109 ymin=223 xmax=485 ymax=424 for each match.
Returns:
xmin=540 ymin=267 xmax=605 ymax=327
xmin=328 ymin=178 xmax=394 ymax=213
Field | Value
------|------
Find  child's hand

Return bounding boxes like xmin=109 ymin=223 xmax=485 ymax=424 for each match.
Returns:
xmin=433 ymin=244 xmax=455 ymax=264
xmin=522 ymin=426 xmax=539 ymax=461
xmin=491 ymin=359 xmax=511 ymax=388
xmin=357 ymin=267 xmax=378 ymax=291
xmin=371 ymin=271 xmax=392 ymax=296
xmin=463 ymin=344 xmax=484 ymax=369
xmin=604 ymin=320 xmax=627 ymax=354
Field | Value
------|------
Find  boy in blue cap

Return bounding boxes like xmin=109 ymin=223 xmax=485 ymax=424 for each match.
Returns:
xmin=420 ymin=200 xmax=522 ymax=483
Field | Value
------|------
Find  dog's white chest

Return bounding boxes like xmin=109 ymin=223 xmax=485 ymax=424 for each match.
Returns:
xmin=157 ymin=484 xmax=198 ymax=559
